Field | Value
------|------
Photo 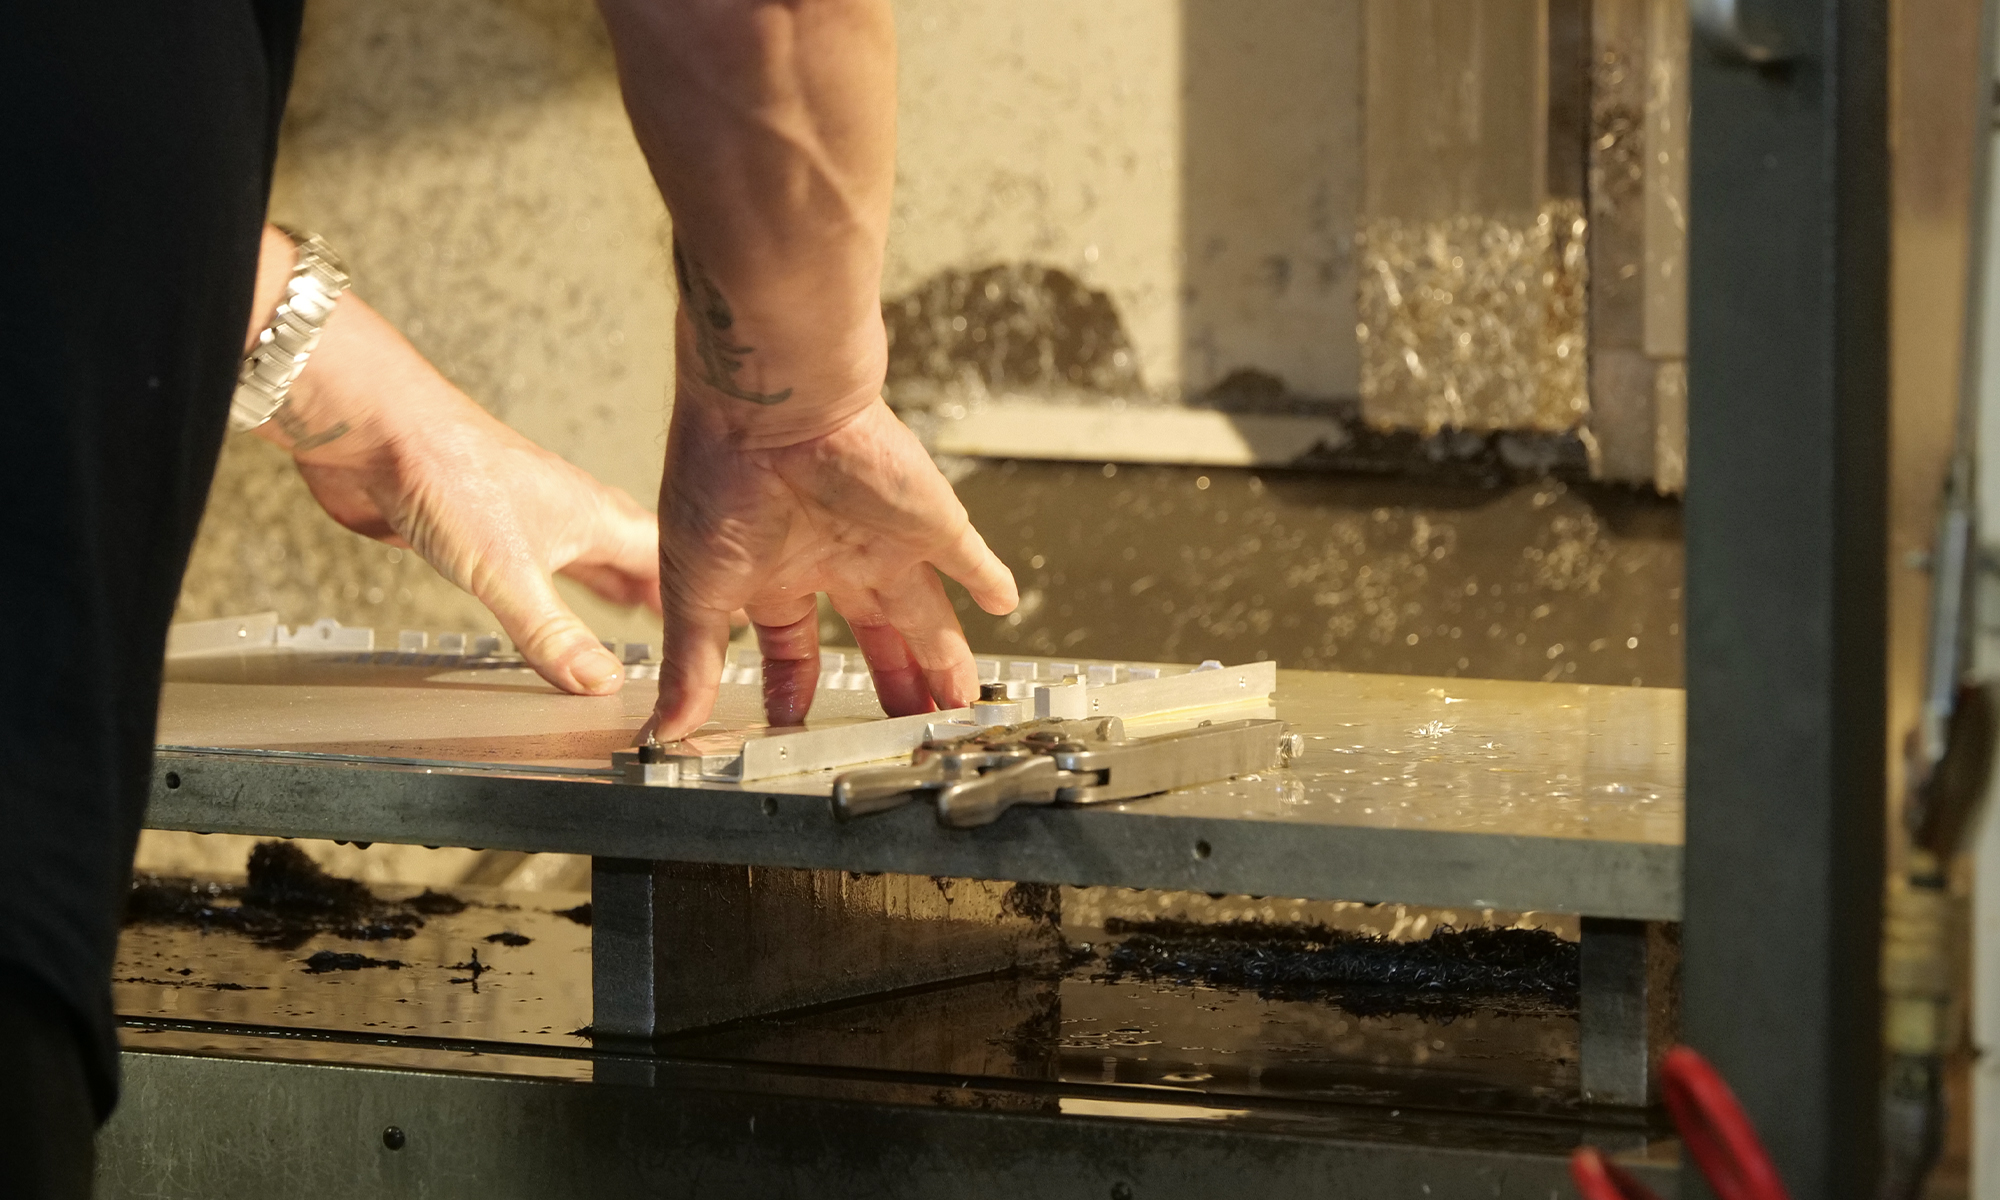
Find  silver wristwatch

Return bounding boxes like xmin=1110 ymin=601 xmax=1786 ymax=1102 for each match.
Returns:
xmin=228 ymin=227 xmax=351 ymax=433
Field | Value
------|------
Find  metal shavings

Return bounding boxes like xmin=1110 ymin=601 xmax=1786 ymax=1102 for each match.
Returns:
xmin=408 ymin=889 xmax=469 ymax=915
xmin=1098 ymin=918 xmax=1578 ymax=1018
xmin=1357 ymin=200 xmax=1589 ymax=434
xmin=116 ymin=975 xmax=266 ymax=992
xmin=302 ymin=951 xmax=404 ymax=974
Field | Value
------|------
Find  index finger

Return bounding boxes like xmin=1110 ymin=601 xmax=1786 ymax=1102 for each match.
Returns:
xmin=644 ymin=599 xmax=733 ymax=742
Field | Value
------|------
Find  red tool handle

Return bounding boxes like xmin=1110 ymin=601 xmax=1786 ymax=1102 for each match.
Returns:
xmin=1567 ymin=1047 xmax=1789 ymax=1200
xmin=1660 ymin=1046 xmax=1790 ymax=1200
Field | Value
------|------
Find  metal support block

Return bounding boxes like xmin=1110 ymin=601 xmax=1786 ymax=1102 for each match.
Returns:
xmin=1579 ymin=918 xmax=1681 ymax=1106
xmin=591 ymin=859 xmax=657 ymax=1039
xmin=590 ymin=858 xmax=1061 ymax=1042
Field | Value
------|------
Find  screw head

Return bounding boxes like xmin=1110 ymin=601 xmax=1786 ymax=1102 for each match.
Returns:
xmin=382 ymin=1126 xmax=406 ymax=1151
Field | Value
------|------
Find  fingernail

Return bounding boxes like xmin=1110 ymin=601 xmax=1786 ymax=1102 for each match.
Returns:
xmin=574 ymin=650 xmax=623 ymax=694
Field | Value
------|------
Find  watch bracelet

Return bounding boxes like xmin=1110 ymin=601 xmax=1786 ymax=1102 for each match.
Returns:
xmin=228 ymin=228 xmax=351 ymax=433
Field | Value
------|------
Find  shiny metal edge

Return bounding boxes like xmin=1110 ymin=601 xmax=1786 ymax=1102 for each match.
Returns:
xmin=144 ymin=751 xmax=1681 ymax=919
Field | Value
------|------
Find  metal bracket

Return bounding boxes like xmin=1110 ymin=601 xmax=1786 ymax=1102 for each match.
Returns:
xmin=1579 ymin=917 xmax=1681 ymax=1106
xmin=589 ymin=858 xmax=1061 ymax=1046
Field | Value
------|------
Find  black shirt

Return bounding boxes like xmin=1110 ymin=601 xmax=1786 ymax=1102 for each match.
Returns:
xmin=0 ymin=0 xmax=304 ymax=1118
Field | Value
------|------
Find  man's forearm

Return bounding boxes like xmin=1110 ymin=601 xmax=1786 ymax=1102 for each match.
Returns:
xmin=595 ymin=0 xmax=897 ymax=447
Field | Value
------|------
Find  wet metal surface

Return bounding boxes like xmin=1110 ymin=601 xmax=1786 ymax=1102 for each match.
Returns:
xmin=660 ymin=964 xmax=1585 ymax=1118
xmin=943 ymin=461 xmax=1682 ymax=686
xmin=107 ymin=846 xmax=1677 ymax=1196
xmin=117 ymin=879 xmax=591 ymax=1050
xmin=114 ymin=872 xmax=1592 ymax=1119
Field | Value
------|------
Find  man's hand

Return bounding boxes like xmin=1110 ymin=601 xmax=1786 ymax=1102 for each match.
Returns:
xmin=596 ymin=0 xmax=1016 ymax=735
xmin=646 ymin=394 xmax=1016 ymax=741
xmin=247 ymin=228 xmax=660 ymax=695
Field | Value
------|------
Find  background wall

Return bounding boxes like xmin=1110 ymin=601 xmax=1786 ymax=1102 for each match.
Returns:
xmin=176 ymin=0 xmax=1683 ymax=654
xmin=177 ymin=0 xmax=1370 ymax=640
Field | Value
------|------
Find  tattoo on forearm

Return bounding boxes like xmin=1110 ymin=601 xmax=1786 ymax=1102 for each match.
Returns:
xmin=673 ymin=239 xmax=793 ymax=406
xmin=273 ymin=407 xmax=352 ymax=452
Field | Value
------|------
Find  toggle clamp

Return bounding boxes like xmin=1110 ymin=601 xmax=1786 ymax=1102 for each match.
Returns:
xmin=832 ymin=716 xmax=1301 ymax=828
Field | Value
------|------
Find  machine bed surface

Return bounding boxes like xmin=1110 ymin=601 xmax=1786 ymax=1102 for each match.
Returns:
xmin=148 ymin=660 xmax=1684 ymax=918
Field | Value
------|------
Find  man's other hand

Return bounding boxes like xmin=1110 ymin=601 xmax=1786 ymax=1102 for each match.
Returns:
xmin=247 ymin=227 xmax=660 ymax=697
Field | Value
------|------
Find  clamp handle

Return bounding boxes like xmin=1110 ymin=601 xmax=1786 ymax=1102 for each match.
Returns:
xmin=831 ymin=760 xmax=945 ymax=820
xmin=933 ymin=755 xmax=1066 ymax=828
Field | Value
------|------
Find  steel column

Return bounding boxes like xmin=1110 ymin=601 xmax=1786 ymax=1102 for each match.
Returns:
xmin=1683 ymin=0 xmax=1889 ymax=1195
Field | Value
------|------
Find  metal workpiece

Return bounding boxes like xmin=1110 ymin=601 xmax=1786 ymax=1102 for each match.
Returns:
xmin=1579 ymin=919 xmax=1682 ymax=1107
xmin=158 ymin=645 xmax=1254 ymax=776
xmin=588 ymin=860 xmax=1060 ymax=1041
xmin=691 ymin=660 xmax=1278 ymax=784
xmin=589 ymin=859 xmax=657 ymax=1043
xmin=148 ymin=666 xmax=1684 ymax=919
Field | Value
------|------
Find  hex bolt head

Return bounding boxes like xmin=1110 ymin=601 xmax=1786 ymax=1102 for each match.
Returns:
xmin=1279 ymin=732 xmax=1304 ymax=765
